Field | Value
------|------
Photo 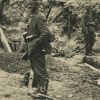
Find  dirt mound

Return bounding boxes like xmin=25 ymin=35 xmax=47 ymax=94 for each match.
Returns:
xmin=47 ymin=55 xmax=100 ymax=100
xmin=0 ymin=53 xmax=30 ymax=74
xmin=0 ymin=53 xmax=100 ymax=100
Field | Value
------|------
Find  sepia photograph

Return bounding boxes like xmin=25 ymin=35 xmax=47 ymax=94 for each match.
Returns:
xmin=0 ymin=0 xmax=100 ymax=100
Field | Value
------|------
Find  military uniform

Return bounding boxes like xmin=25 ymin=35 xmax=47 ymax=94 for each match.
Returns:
xmin=82 ymin=9 xmax=96 ymax=55
xmin=97 ymin=9 xmax=100 ymax=24
xmin=27 ymin=10 xmax=52 ymax=95
xmin=0 ymin=0 xmax=10 ymax=23
xmin=52 ymin=6 xmax=78 ymax=38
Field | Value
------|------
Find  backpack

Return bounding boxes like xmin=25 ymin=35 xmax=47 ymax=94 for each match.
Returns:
xmin=44 ymin=33 xmax=55 ymax=54
xmin=48 ymin=33 xmax=55 ymax=43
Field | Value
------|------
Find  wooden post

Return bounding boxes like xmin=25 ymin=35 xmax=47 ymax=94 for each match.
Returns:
xmin=0 ymin=27 xmax=12 ymax=52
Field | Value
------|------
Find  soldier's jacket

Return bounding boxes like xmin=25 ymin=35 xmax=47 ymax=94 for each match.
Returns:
xmin=81 ymin=12 xmax=94 ymax=34
xmin=52 ymin=7 xmax=70 ymax=23
xmin=97 ymin=10 xmax=100 ymax=23
xmin=91 ymin=8 xmax=97 ymax=22
xmin=52 ymin=7 xmax=79 ymax=28
xmin=27 ymin=11 xmax=54 ymax=57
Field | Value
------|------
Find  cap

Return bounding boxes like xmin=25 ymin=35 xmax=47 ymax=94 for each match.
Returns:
xmin=86 ymin=4 xmax=92 ymax=11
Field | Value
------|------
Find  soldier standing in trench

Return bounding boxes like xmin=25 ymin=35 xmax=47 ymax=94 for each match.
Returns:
xmin=82 ymin=5 xmax=96 ymax=56
xmin=22 ymin=0 xmax=54 ymax=96
xmin=52 ymin=3 xmax=78 ymax=38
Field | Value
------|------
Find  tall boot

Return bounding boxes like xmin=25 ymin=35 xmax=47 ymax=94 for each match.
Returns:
xmin=33 ymin=79 xmax=49 ymax=100
xmin=37 ymin=79 xmax=49 ymax=95
xmin=85 ymin=41 xmax=92 ymax=56
xmin=32 ymin=78 xmax=38 ymax=88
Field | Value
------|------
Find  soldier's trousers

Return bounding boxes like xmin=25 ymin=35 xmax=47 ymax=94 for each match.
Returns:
xmin=85 ymin=32 xmax=96 ymax=55
xmin=29 ymin=52 xmax=49 ymax=94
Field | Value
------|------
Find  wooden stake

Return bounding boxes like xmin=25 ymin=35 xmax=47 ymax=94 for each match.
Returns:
xmin=0 ymin=27 xmax=12 ymax=52
xmin=84 ymin=63 xmax=100 ymax=74
xmin=31 ymin=93 xmax=56 ymax=100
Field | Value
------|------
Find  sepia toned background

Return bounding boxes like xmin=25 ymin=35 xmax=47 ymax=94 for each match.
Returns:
xmin=0 ymin=0 xmax=100 ymax=100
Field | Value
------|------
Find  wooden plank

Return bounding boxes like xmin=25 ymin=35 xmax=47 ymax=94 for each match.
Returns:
xmin=31 ymin=93 xmax=56 ymax=100
xmin=84 ymin=63 xmax=100 ymax=74
xmin=0 ymin=27 xmax=12 ymax=52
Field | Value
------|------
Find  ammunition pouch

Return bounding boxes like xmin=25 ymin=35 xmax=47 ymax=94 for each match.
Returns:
xmin=86 ymin=22 xmax=95 ymax=32
xmin=86 ymin=22 xmax=95 ymax=27
xmin=47 ymin=33 xmax=55 ymax=43
xmin=43 ymin=43 xmax=52 ymax=54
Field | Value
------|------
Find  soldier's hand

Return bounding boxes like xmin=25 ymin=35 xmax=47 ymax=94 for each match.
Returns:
xmin=26 ymin=35 xmax=33 ymax=40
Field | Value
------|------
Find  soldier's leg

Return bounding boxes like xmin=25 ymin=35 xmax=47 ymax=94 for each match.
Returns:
xmin=85 ymin=34 xmax=90 ymax=55
xmin=32 ymin=75 xmax=38 ymax=88
xmin=89 ymin=35 xmax=96 ymax=54
xmin=36 ymin=54 xmax=48 ymax=95
xmin=62 ymin=24 xmax=68 ymax=35
xmin=85 ymin=42 xmax=89 ymax=55
xmin=30 ymin=52 xmax=49 ymax=95
xmin=30 ymin=58 xmax=38 ymax=88
xmin=37 ymin=78 xmax=49 ymax=95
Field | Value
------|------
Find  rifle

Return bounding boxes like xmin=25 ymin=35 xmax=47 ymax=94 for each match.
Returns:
xmin=21 ymin=32 xmax=28 ymax=61
xmin=46 ymin=5 xmax=53 ymax=20
xmin=68 ymin=7 xmax=71 ymax=39
xmin=21 ymin=51 xmax=28 ymax=61
xmin=21 ymin=34 xmax=39 ymax=60
xmin=46 ymin=0 xmax=56 ymax=20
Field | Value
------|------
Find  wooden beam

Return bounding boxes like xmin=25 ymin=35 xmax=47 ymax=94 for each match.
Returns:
xmin=84 ymin=63 xmax=100 ymax=74
xmin=0 ymin=27 xmax=12 ymax=52
xmin=31 ymin=93 xmax=56 ymax=100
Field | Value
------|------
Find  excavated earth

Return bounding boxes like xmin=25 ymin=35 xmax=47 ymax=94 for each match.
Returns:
xmin=0 ymin=33 xmax=100 ymax=100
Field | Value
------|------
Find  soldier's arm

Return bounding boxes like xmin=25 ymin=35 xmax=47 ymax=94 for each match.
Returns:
xmin=28 ymin=14 xmax=52 ymax=56
xmin=84 ymin=14 xmax=88 ymax=26
xmin=81 ymin=14 xmax=87 ymax=27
